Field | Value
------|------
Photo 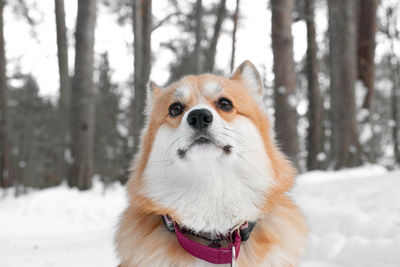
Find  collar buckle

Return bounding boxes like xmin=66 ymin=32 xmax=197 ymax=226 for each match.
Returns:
xmin=161 ymin=214 xmax=175 ymax=232
xmin=231 ymin=245 xmax=236 ymax=267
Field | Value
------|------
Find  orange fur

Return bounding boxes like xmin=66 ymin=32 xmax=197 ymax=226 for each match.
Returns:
xmin=116 ymin=62 xmax=308 ymax=266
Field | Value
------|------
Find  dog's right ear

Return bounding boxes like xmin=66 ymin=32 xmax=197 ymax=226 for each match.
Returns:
xmin=230 ymin=60 xmax=263 ymax=103
xmin=145 ymin=81 xmax=162 ymax=115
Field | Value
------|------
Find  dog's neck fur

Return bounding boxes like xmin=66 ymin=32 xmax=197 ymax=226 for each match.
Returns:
xmin=117 ymin=192 xmax=308 ymax=267
xmin=140 ymin=117 xmax=274 ymax=238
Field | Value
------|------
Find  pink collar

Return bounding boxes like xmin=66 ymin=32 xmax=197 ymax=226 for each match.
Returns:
xmin=174 ymin=222 xmax=241 ymax=265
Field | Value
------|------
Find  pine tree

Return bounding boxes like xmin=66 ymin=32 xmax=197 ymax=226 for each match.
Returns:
xmin=94 ymin=53 xmax=125 ymax=185
xmin=9 ymin=75 xmax=60 ymax=192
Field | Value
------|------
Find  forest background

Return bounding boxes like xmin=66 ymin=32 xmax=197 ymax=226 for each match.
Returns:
xmin=0 ymin=0 xmax=399 ymax=193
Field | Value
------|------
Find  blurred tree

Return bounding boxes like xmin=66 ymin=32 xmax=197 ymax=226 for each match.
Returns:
xmin=54 ymin=0 xmax=70 ymax=180
xmin=102 ymin=0 xmax=131 ymax=25
xmin=69 ymin=0 xmax=97 ymax=190
xmin=382 ymin=5 xmax=400 ymax=164
xmin=358 ymin=0 xmax=378 ymax=111
xmin=230 ymin=0 xmax=240 ymax=72
xmin=204 ymin=0 xmax=226 ymax=73
xmin=94 ymin=53 xmax=127 ymax=185
xmin=366 ymin=55 xmax=396 ymax=166
xmin=305 ymin=0 xmax=324 ymax=170
xmin=9 ymin=74 xmax=60 ymax=194
xmin=328 ymin=0 xmax=362 ymax=169
xmin=271 ymin=0 xmax=299 ymax=166
xmin=10 ymin=0 xmax=41 ymax=39
xmin=102 ymin=0 xmax=180 ymax=32
xmin=391 ymin=61 xmax=400 ymax=164
xmin=357 ymin=0 xmax=378 ymax=163
xmin=194 ymin=0 xmax=203 ymax=74
xmin=0 ymin=0 xmax=11 ymax=188
xmin=132 ymin=0 xmax=152 ymax=156
xmin=166 ymin=0 xmax=229 ymax=82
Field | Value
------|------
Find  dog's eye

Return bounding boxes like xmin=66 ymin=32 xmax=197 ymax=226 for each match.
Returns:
xmin=169 ymin=102 xmax=185 ymax=117
xmin=216 ymin=97 xmax=233 ymax=112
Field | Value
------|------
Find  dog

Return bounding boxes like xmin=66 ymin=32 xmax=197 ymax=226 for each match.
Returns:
xmin=115 ymin=60 xmax=308 ymax=266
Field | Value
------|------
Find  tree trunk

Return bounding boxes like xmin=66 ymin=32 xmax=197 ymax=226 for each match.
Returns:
xmin=0 ymin=0 xmax=11 ymax=188
xmin=358 ymin=0 xmax=378 ymax=111
xmin=204 ymin=0 xmax=227 ymax=73
xmin=68 ymin=0 xmax=96 ymax=190
xmin=328 ymin=0 xmax=362 ymax=169
xmin=132 ymin=0 xmax=152 ymax=156
xmin=230 ymin=0 xmax=240 ymax=72
xmin=55 ymin=0 xmax=70 ymax=181
xmin=271 ymin=0 xmax=299 ymax=166
xmin=357 ymin=0 xmax=378 ymax=163
xmin=55 ymin=0 xmax=70 ymax=113
xmin=391 ymin=62 xmax=400 ymax=164
xmin=193 ymin=0 xmax=202 ymax=74
xmin=305 ymin=0 xmax=324 ymax=170
xmin=384 ymin=4 xmax=400 ymax=164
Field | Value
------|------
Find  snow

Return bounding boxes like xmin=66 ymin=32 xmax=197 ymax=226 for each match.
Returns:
xmin=0 ymin=181 xmax=127 ymax=267
xmin=317 ymin=152 xmax=327 ymax=162
xmin=360 ymin=123 xmax=373 ymax=143
xmin=295 ymin=165 xmax=400 ymax=267
xmin=1 ymin=166 xmax=400 ymax=266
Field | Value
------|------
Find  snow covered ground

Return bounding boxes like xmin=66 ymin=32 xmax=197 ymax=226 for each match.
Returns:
xmin=0 ymin=165 xmax=399 ymax=267
xmin=0 ymin=181 xmax=127 ymax=267
xmin=295 ymin=166 xmax=400 ymax=267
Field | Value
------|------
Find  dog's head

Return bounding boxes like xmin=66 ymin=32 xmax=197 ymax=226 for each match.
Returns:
xmin=130 ymin=60 xmax=295 ymax=237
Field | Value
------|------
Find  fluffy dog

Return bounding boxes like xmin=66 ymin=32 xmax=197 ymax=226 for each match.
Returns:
xmin=115 ymin=61 xmax=308 ymax=266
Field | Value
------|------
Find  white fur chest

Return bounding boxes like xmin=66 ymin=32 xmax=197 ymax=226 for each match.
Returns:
xmin=141 ymin=116 xmax=274 ymax=237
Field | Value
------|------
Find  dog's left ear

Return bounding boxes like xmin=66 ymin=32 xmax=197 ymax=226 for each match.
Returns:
xmin=231 ymin=60 xmax=263 ymax=101
xmin=145 ymin=81 xmax=162 ymax=115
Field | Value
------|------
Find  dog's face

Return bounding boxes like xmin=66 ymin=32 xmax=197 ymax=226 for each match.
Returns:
xmin=136 ymin=61 xmax=285 ymax=237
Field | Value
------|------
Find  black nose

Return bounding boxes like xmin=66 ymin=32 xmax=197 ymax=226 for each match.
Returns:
xmin=187 ymin=108 xmax=213 ymax=130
